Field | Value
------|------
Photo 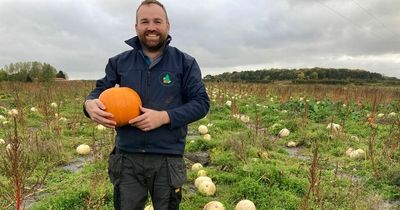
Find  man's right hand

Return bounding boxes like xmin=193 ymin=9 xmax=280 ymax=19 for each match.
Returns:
xmin=85 ymin=99 xmax=117 ymax=128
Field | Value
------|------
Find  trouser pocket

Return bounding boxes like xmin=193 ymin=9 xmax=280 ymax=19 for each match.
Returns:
xmin=166 ymin=156 xmax=186 ymax=210
xmin=108 ymin=147 xmax=124 ymax=210
xmin=166 ymin=156 xmax=186 ymax=188
xmin=108 ymin=147 xmax=124 ymax=185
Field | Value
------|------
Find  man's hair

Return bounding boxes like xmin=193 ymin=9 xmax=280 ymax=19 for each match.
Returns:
xmin=136 ymin=0 xmax=169 ymax=23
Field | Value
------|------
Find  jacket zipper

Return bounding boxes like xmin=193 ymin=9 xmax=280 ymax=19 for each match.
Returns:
xmin=143 ymin=67 xmax=151 ymax=152
xmin=140 ymin=46 xmax=167 ymax=153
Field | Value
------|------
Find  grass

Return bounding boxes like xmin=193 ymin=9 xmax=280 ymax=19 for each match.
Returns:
xmin=0 ymin=81 xmax=399 ymax=209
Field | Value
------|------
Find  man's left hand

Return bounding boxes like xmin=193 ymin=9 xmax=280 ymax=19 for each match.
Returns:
xmin=129 ymin=107 xmax=170 ymax=131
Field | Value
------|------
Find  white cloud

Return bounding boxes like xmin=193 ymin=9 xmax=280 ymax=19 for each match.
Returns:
xmin=0 ymin=0 xmax=399 ymax=79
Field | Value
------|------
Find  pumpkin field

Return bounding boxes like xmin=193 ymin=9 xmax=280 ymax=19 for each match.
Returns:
xmin=0 ymin=81 xmax=399 ymax=210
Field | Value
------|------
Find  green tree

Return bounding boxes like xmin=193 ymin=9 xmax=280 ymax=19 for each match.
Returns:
xmin=56 ymin=70 xmax=66 ymax=79
xmin=39 ymin=63 xmax=57 ymax=82
xmin=0 ymin=70 xmax=7 ymax=81
xmin=297 ymin=72 xmax=305 ymax=80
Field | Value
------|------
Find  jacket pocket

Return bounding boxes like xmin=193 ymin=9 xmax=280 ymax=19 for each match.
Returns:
xmin=108 ymin=147 xmax=123 ymax=185
xmin=166 ymin=156 xmax=187 ymax=188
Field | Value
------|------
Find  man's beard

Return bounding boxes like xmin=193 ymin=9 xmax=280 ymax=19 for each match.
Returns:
xmin=140 ymin=32 xmax=167 ymax=52
xmin=143 ymin=39 xmax=165 ymax=52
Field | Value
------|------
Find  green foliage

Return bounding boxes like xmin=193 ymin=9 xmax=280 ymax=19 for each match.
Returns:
xmin=185 ymin=138 xmax=217 ymax=152
xmin=1 ymin=81 xmax=400 ymax=209
xmin=203 ymin=67 xmax=392 ymax=84
xmin=0 ymin=61 xmax=62 ymax=82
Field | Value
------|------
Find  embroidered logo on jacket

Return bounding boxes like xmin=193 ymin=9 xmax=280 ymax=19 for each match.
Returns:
xmin=160 ymin=72 xmax=174 ymax=86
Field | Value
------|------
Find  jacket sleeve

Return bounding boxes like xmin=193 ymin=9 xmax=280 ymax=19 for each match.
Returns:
xmin=166 ymin=58 xmax=210 ymax=129
xmin=83 ymin=58 xmax=119 ymax=118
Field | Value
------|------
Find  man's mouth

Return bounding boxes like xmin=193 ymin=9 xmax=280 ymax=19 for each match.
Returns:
xmin=145 ymin=32 xmax=160 ymax=39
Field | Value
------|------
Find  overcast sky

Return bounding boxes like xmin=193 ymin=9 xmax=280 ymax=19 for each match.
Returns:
xmin=1 ymin=0 xmax=399 ymax=80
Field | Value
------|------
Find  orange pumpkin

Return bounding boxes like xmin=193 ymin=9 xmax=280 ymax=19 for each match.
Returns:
xmin=99 ymin=87 xmax=142 ymax=127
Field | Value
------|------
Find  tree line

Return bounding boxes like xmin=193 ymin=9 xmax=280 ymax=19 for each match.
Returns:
xmin=0 ymin=61 xmax=68 ymax=82
xmin=203 ymin=67 xmax=399 ymax=84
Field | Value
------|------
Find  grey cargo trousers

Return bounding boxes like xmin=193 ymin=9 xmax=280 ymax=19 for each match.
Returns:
xmin=108 ymin=148 xmax=187 ymax=210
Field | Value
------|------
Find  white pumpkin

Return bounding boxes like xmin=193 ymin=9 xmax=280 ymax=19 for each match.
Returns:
xmin=349 ymin=149 xmax=365 ymax=160
xmin=345 ymin=147 xmax=354 ymax=156
xmin=8 ymin=109 xmax=18 ymax=117
xmin=271 ymin=123 xmax=280 ymax=129
xmin=197 ymin=169 xmax=207 ymax=177
xmin=377 ymin=113 xmax=385 ymax=118
xmin=279 ymin=128 xmax=290 ymax=137
xmin=76 ymin=144 xmax=91 ymax=155
xmin=235 ymin=199 xmax=256 ymax=210
xmin=195 ymin=176 xmax=212 ymax=188
xmin=258 ymin=151 xmax=268 ymax=159
xmin=144 ymin=204 xmax=154 ymax=210
xmin=286 ymin=141 xmax=297 ymax=147
xmin=198 ymin=180 xmax=216 ymax=196
xmin=6 ymin=143 xmax=12 ymax=152
xmin=388 ymin=112 xmax=397 ymax=118
xmin=96 ymin=124 xmax=106 ymax=131
xmin=50 ymin=102 xmax=58 ymax=108
xmin=192 ymin=163 xmax=203 ymax=171
xmin=350 ymin=135 xmax=359 ymax=141
xmin=225 ymin=100 xmax=232 ymax=107
xmin=198 ymin=125 xmax=208 ymax=135
xmin=0 ymin=138 xmax=5 ymax=144
xmin=203 ymin=201 xmax=225 ymax=210
xmin=326 ymin=123 xmax=341 ymax=132
xmin=203 ymin=134 xmax=212 ymax=141
xmin=240 ymin=115 xmax=250 ymax=123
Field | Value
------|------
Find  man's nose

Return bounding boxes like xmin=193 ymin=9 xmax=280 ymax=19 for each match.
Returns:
xmin=147 ymin=22 xmax=157 ymax=30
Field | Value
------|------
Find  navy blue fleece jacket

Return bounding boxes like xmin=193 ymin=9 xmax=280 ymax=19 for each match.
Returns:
xmin=84 ymin=36 xmax=210 ymax=155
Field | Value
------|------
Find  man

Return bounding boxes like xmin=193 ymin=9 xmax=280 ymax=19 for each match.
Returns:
xmin=83 ymin=0 xmax=210 ymax=209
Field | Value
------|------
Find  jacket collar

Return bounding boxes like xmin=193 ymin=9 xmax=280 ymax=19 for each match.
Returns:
xmin=125 ymin=35 xmax=172 ymax=50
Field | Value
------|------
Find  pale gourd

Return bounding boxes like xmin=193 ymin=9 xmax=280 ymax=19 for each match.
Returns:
xmin=257 ymin=151 xmax=268 ymax=159
xmin=278 ymin=128 xmax=290 ymax=137
xmin=349 ymin=149 xmax=365 ymax=160
xmin=198 ymin=125 xmax=208 ymax=135
xmin=198 ymin=180 xmax=216 ymax=196
xmin=240 ymin=115 xmax=250 ymax=123
xmin=326 ymin=123 xmax=341 ymax=132
xmin=76 ymin=144 xmax=91 ymax=155
xmin=345 ymin=147 xmax=354 ymax=156
xmin=197 ymin=169 xmax=207 ymax=177
xmin=235 ymin=199 xmax=256 ymax=210
xmin=203 ymin=134 xmax=211 ymax=141
xmin=203 ymin=201 xmax=225 ymax=210
xmin=286 ymin=141 xmax=297 ymax=147
xmin=192 ymin=163 xmax=203 ymax=171
xmin=195 ymin=176 xmax=212 ymax=188
xmin=6 ymin=143 xmax=12 ymax=152
xmin=144 ymin=204 xmax=154 ymax=210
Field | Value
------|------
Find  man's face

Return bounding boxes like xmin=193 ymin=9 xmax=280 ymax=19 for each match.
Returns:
xmin=135 ymin=4 xmax=170 ymax=52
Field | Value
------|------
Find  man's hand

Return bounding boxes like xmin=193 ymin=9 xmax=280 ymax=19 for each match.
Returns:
xmin=129 ymin=107 xmax=170 ymax=131
xmin=85 ymin=99 xmax=117 ymax=128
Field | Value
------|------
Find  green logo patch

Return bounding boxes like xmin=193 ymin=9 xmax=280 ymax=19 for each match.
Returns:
xmin=160 ymin=72 xmax=174 ymax=86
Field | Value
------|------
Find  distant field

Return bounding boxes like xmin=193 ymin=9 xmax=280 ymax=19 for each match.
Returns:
xmin=0 ymin=81 xmax=399 ymax=210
